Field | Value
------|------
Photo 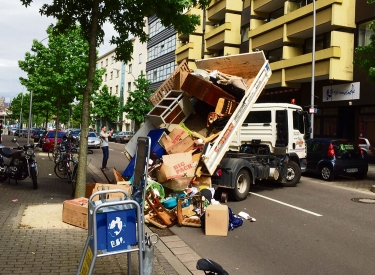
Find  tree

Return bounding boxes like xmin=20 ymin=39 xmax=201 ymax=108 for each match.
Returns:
xmin=353 ymin=0 xmax=375 ymax=82
xmin=20 ymin=0 xmax=211 ymax=198
xmin=123 ymin=71 xmax=154 ymax=131
xmin=18 ymin=23 xmax=104 ymax=145
xmin=92 ymin=85 xmax=123 ymax=125
xmin=8 ymin=93 xmax=31 ymax=127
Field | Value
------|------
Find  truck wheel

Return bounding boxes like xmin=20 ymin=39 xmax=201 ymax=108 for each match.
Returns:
xmin=30 ymin=167 xmax=38 ymax=189
xmin=282 ymin=161 xmax=301 ymax=187
xmin=232 ymin=169 xmax=251 ymax=201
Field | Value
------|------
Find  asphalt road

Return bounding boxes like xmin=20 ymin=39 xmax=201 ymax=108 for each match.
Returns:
xmin=171 ymin=176 xmax=375 ymax=275
xmin=4 ymin=135 xmax=375 ymax=274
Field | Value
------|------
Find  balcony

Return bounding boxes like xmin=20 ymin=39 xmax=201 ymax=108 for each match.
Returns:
xmin=252 ymin=0 xmax=284 ymax=13
xmin=175 ymin=35 xmax=203 ymax=64
xmin=177 ymin=8 xmax=204 ymax=40
xmin=266 ymin=31 xmax=354 ymax=89
xmin=207 ymin=0 xmax=242 ymax=21
xmin=205 ymin=13 xmax=241 ymax=51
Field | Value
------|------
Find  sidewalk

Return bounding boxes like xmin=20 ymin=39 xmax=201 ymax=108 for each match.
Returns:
xmin=0 ymin=142 xmax=196 ymax=275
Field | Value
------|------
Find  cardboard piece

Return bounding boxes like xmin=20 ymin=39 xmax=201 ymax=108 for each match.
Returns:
xmin=205 ymin=204 xmax=229 ymax=236
xmin=160 ymin=125 xmax=194 ymax=154
xmin=157 ymin=152 xmax=201 ymax=183
xmin=62 ymin=197 xmax=89 ymax=229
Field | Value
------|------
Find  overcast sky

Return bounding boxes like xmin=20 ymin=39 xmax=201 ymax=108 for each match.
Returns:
xmin=0 ymin=1 xmax=116 ymax=104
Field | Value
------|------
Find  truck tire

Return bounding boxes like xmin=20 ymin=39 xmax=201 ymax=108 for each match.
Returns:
xmin=232 ymin=169 xmax=251 ymax=201
xmin=281 ymin=161 xmax=301 ymax=187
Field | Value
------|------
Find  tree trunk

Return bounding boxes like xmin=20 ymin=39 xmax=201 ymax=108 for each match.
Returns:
xmin=54 ymin=98 xmax=60 ymax=149
xmin=75 ymin=0 xmax=100 ymax=198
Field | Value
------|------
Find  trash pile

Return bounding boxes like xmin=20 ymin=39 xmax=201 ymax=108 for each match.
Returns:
xmin=119 ymin=56 xmax=260 ymax=234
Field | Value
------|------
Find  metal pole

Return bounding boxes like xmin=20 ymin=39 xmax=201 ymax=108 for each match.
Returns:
xmin=19 ymin=93 xmax=24 ymax=133
xmin=310 ymin=0 xmax=316 ymax=139
xmin=27 ymin=91 xmax=33 ymax=144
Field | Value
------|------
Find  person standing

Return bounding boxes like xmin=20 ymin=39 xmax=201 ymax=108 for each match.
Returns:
xmin=100 ymin=125 xmax=113 ymax=171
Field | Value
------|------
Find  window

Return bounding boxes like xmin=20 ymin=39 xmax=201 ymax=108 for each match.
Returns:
xmin=106 ymin=58 xmax=108 ymax=66
xmin=269 ymin=7 xmax=284 ymax=21
xmin=110 ymin=71 xmax=113 ymax=80
xmin=101 ymin=61 xmax=103 ymax=68
xmin=127 ymin=82 xmax=131 ymax=91
xmin=293 ymin=111 xmax=305 ymax=133
xmin=116 ymin=70 xmax=119 ymax=78
xmin=305 ymin=33 xmax=331 ymax=53
xmin=358 ymin=21 xmax=375 ymax=47
xmin=139 ymin=53 xmax=142 ymax=64
xmin=267 ymin=48 xmax=283 ymax=63
xmin=147 ymin=35 xmax=176 ymax=62
xmin=149 ymin=19 xmax=166 ymax=37
xmin=104 ymin=74 xmax=107 ymax=81
xmin=111 ymin=56 xmax=115 ymax=64
xmin=115 ymin=85 xmax=118 ymax=94
xmin=153 ymin=71 xmax=157 ymax=81
xmin=244 ymin=111 xmax=271 ymax=123
xmin=241 ymin=24 xmax=249 ymax=43
xmin=110 ymin=87 xmax=112 ymax=94
xmin=129 ymin=64 xmax=132 ymax=73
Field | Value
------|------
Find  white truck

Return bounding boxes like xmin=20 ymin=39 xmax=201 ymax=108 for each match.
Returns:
xmin=125 ymin=51 xmax=310 ymax=201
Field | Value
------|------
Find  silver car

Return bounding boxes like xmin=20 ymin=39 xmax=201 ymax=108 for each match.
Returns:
xmin=87 ymin=132 xmax=101 ymax=148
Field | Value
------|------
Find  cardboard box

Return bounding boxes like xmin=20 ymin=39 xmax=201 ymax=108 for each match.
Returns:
xmin=157 ymin=152 xmax=201 ymax=182
xmin=62 ymin=197 xmax=89 ymax=229
xmin=90 ymin=183 xmax=132 ymax=201
xmin=160 ymin=125 xmax=194 ymax=154
xmin=205 ymin=204 xmax=229 ymax=236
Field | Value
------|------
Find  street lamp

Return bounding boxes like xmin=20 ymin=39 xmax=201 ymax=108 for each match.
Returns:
xmin=310 ymin=0 xmax=316 ymax=139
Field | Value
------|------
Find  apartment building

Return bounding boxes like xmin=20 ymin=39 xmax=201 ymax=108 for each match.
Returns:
xmin=96 ymin=49 xmax=124 ymax=132
xmin=146 ymin=15 xmax=178 ymax=91
xmin=175 ymin=0 xmax=375 ymax=145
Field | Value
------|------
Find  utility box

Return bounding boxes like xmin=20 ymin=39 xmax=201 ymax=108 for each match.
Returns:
xmin=205 ymin=204 xmax=229 ymax=236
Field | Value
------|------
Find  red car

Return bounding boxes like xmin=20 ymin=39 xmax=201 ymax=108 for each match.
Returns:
xmin=42 ymin=131 xmax=67 ymax=152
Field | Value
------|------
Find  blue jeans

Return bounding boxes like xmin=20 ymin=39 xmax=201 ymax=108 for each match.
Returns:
xmin=101 ymin=146 xmax=109 ymax=169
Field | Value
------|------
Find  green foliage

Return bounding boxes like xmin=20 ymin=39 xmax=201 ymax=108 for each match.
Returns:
xmin=8 ymin=93 xmax=31 ymax=124
xmin=92 ymin=85 xmax=123 ymax=123
xmin=20 ymin=0 xmax=210 ymax=198
xmin=353 ymin=0 xmax=375 ymax=82
xmin=123 ymin=71 xmax=154 ymax=129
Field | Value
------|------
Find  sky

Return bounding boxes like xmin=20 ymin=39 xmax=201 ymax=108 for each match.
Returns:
xmin=0 ymin=1 xmax=116 ymax=104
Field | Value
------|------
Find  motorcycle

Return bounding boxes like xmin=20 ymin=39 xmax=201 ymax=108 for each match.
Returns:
xmin=0 ymin=138 xmax=38 ymax=189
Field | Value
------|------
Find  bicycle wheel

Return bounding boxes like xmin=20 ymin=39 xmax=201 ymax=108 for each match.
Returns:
xmin=71 ymin=163 xmax=78 ymax=197
xmin=54 ymin=161 xmax=68 ymax=179
xmin=48 ymin=148 xmax=57 ymax=161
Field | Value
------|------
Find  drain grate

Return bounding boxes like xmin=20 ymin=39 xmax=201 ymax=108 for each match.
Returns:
xmin=351 ymin=198 xmax=375 ymax=204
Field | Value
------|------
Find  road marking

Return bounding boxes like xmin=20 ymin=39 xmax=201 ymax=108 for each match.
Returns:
xmin=249 ymin=192 xmax=323 ymax=217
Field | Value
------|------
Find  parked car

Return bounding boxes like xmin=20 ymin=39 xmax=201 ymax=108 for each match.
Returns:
xmin=34 ymin=129 xmax=47 ymax=142
xmin=122 ymin=131 xmax=134 ymax=143
xmin=14 ymin=129 xmax=27 ymax=136
xmin=114 ymin=132 xmax=126 ymax=143
xmin=42 ymin=130 xmax=67 ymax=152
xmin=359 ymin=137 xmax=374 ymax=157
xmin=68 ymin=129 xmax=81 ymax=144
xmin=107 ymin=131 xmax=117 ymax=142
xmin=306 ymin=138 xmax=368 ymax=181
xmin=87 ymin=132 xmax=101 ymax=148
xmin=22 ymin=129 xmax=36 ymax=139
xmin=9 ymin=128 xmax=18 ymax=135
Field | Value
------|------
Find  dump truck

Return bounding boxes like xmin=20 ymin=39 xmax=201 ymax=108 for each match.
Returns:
xmin=124 ymin=51 xmax=310 ymax=201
